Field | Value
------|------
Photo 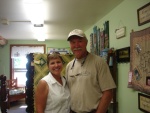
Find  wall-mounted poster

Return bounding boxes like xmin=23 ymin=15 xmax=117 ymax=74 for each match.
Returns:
xmin=130 ymin=27 xmax=150 ymax=95
xmin=47 ymin=47 xmax=71 ymax=54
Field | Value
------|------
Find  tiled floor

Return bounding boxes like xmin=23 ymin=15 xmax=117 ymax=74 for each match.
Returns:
xmin=7 ymin=99 xmax=27 ymax=113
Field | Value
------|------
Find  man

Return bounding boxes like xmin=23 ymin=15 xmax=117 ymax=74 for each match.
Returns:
xmin=65 ymin=29 xmax=116 ymax=113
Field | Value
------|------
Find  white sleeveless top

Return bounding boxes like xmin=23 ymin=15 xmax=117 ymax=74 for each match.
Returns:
xmin=42 ymin=72 xmax=70 ymax=113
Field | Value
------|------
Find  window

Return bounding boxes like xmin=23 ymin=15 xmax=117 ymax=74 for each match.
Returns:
xmin=13 ymin=57 xmax=27 ymax=86
xmin=10 ymin=44 xmax=45 ymax=86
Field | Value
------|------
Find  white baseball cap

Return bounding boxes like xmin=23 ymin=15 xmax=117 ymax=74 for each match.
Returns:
xmin=67 ymin=29 xmax=87 ymax=41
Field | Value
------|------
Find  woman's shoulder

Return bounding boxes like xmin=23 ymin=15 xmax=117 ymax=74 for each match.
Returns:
xmin=37 ymin=79 xmax=48 ymax=90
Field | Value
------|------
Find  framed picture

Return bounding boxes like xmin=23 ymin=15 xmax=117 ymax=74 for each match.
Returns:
xmin=138 ymin=93 xmax=150 ymax=113
xmin=116 ymin=47 xmax=130 ymax=63
xmin=137 ymin=2 xmax=150 ymax=26
xmin=47 ymin=47 xmax=70 ymax=54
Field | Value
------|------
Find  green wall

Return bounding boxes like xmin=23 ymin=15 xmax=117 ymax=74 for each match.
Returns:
xmin=0 ymin=0 xmax=150 ymax=112
xmin=85 ymin=0 xmax=150 ymax=113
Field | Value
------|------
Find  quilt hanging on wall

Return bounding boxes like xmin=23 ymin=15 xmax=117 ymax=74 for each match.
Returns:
xmin=129 ymin=27 xmax=150 ymax=95
xmin=26 ymin=53 xmax=74 ymax=113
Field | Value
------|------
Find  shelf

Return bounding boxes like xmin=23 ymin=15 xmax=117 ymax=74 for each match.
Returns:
xmin=107 ymin=51 xmax=118 ymax=113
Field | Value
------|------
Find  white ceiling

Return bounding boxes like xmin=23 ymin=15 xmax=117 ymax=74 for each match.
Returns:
xmin=0 ymin=0 xmax=123 ymax=40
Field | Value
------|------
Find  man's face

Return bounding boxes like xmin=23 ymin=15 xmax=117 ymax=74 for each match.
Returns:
xmin=69 ymin=36 xmax=87 ymax=59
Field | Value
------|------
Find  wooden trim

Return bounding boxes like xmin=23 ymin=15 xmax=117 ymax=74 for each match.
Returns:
xmin=10 ymin=44 xmax=46 ymax=79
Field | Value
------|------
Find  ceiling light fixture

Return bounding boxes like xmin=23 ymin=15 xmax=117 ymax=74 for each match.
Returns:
xmin=23 ymin=0 xmax=45 ymax=41
xmin=33 ymin=27 xmax=47 ymax=41
xmin=34 ymin=24 xmax=44 ymax=27
xmin=34 ymin=33 xmax=47 ymax=42
xmin=37 ymin=38 xmax=45 ymax=41
xmin=23 ymin=0 xmax=44 ymax=25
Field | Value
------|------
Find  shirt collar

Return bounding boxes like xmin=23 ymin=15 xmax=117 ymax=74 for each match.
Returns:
xmin=48 ymin=72 xmax=66 ymax=86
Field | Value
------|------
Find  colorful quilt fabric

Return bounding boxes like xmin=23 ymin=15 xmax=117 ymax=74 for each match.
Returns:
xmin=33 ymin=54 xmax=74 ymax=91
xmin=32 ymin=53 xmax=74 ymax=112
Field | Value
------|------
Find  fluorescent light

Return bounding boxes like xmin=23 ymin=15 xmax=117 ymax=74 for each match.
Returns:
xmin=23 ymin=0 xmax=45 ymax=41
xmin=32 ymin=26 xmax=48 ymax=41
xmin=23 ymin=0 xmax=43 ymax=4
xmin=23 ymin=0 xmax=44 ymax=25
xmin=33 ymin=28 xmax=47 ymax=41
xmin=37 ymin=38 xmax=45 ymax=41
xmin=32 ymin=26 xmax=45 ymax=33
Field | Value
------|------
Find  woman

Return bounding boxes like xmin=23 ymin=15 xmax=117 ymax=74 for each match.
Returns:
xmin=35 ymin=52 xmax=70 ymax=113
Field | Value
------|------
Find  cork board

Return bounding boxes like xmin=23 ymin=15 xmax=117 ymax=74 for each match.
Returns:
xmin=130 ymin=27 xmax=150 ymax=94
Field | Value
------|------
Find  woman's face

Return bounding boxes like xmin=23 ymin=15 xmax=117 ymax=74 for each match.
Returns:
xmin=48 ymin=58 xmax=63 ymax=76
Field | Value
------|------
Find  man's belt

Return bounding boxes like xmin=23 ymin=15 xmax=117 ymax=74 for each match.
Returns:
xmin=71 ymin=109 xmax=96 ymax=113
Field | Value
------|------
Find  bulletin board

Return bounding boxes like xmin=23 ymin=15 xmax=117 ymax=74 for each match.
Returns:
xmin=130 ymin=27 xmax=150 ymax=95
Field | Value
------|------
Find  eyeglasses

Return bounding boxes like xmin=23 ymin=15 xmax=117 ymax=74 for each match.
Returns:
xmin=47 ymin=52 xmax=65 ymax=64
xmin=48 ymin=51 xmax=60 ymax=55
xmin=47 ymin=52 xmax=60 ymax=57
xmin=71 ymin=52 xmax=89 ymax=69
